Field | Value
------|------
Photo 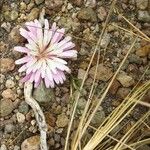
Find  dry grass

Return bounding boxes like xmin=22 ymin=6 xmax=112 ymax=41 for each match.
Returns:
xmin=65 ymin=1 xmax=150 ymax=150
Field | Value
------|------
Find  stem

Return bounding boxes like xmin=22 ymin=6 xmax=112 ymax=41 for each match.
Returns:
xmin=24 ymin=82 xmax=48 ymax=150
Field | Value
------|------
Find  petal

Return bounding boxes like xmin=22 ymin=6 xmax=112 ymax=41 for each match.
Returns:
xmin=58 ymin=50 xmax=77 ymax=58
xmin=15 ymin=56 xmax=31 ymax=64
xmin=51 ymin=57 xmax=67 ymax=64
xmin=34 ymin=77 xmax=41 ymax=88
xmin=51 ymin=28 xmax=65 ymax=44
xmin=34 ymin=70 xmax=41 ymax=82
xmin=14 ymin=46 xmax=29 ymax=53
xmin=43 ymin=19 xmax=50 ymax=46
xmin=18 ymin=64 xmax=27 ymax=72
xmin=21 ymin=73 xmax=32 ymax=82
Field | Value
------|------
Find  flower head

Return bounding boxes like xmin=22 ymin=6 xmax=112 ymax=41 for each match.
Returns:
xmin=14 ymin=19 xmax=77 ymax=88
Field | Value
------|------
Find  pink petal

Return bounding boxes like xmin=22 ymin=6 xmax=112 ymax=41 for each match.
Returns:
xmin=43 ymin=19 xmax=50 ymax=46
xmin=34 ymin=77 xmax=41 ymax=87
xmin=51 ymin=28 xmax=65 ymax=44
xmin=29 ymin=72 xmax=36 ymax=82
xmin=21 ymin=73 xmax=32 ymax=82
xmin=58 ymin=50 xmax=77 ymax=58
xmin=25 ymin=21 xmax=37 ymax=35
xmin=34 ymin=70 xmax=41 ymax=82
xmin=15 ymin=56 xmax=32 ymax=64
xmin=18 ymin=64 xmax=27 ymax=72
xmin=14 ymin=46 xmax=29 ymax=53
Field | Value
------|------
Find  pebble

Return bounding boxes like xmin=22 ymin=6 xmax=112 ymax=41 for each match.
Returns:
xmin=0 ymin=99 xmax=14 ymax=117
xmin=85 ymin=0 xmax=96 ymax=8
xmin=20 ymin=2 xmax=27 ymax=10
xmin=45 ymin=112 xmax=56 ymax=127
xmin=10 ymin=10 xmax=18 ymax=21
xmin=18 ymin=101 xmax=29 ymax=114
xmin=5 ymin=79 xmax=15 ymax=88
xmin=67 ymin=3 xmax=73 ymax=10
xmin=136 ymin=0 xmax=148 ymax=10
xmin=0 ymin=41 xmax=8 ymax=52
xmin=45 ymin=0 xmax=63 ymax=10
xmin=56 ymin=114 xmax=69 ymax=127
xmin=0 ymin=58 xmax=15 ymax=73
xmin=21 ymin=135 xmax=40 ymax=150
xmin=97 ymin=6 xmax=107 ymax=21
xmin=0 ymin=144 xmax=7 ymax=150
xmin=71 ymin=0 xmax=82 ymax=6
xmin=13 ymin=145 xmax=20 ymax=150
xmin=33 ymin=80 xmax=55 ymax=103
xmin=89 ymin=64 xmax=113 ymax=81
xmin=136 ymin=44 xmax=150 ymax=57
xmin=117 ymin=87 xmax=130 ymax=99
xmin=9 ymin=26 xmax=25 ymax=44
xmin=16 ymin=112 xmax=25 ymax=123
xmin=54 ymin=134 xmax=60 ymax=142
xmin=128 ymin=54 xmax=142 ymax=64
xmin=117 ymin=72 xmax=135 ymax=87
xmin=138 ymin=11 xmax=150 ymax=22
xmin=1 ymin=22 xmax=11 ymax=32
xmin=35 ymin=0 xmax=44 ymax=5
xmin=4 ymin=123 xmax=15 ymax=133
xmin=109 ymin=79 xmax=121 ymax=95
xmin=48 ymin=138 xmax=55 ymax=146
xmin=0 ymin=74 xmax=5 ymax=84
xmin=77 ymin=7 xmax=97 ymax=22
xmin=91 ymin=106 xmax=105 ymax=127
xmin=27 ymin=8 xmax=39 ymax=21
xmin=100 ymin=33 xmax=110 ymax=48
xmin=2 ymin=89 xmax=16 ymax=100
xmin=78 ymin=69 xmax=86 ymax=80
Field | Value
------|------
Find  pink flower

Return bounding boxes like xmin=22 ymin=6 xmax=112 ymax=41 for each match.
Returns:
xmin=14 ymin=19 xmax=77 ymax=88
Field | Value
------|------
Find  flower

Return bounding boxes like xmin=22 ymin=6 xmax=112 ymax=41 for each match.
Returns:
xmin=14 ymin=19 xmax=77 ymax=88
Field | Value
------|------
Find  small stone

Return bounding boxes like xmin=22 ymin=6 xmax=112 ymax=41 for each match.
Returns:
xmin=89 ymin=64 xmax=113 ymax=81
xmin=9 ymin=26 xmax=25 ymax=44
xmin=2 ymin=89 xmax=16 ymax=100
xmin=136 ymin=44 xmax=150 ymax=57
xmin=128 ymin=54 xmax=142 ymax=64
xmin=85 ymin=0 xmax=96 ymax=8
xmin=77 ymin=7 xmax=97 ymax=22
xmin=33 ymin=80 xmax=55 ymax=103
xmin=0 ymin=144 xmax=7 ymax=150
xmin=56 ymin=114 xmax=69 ymax=127
xmin=117 ymin=72 xmax=135 ymax=87
xmin=100 ymin=33 xmax=110 ymax=48
xmin=45 ymin=112 xmax=56 ymax=127
xmin=67 ymin=3 xmax=73 ymax=10
xmin=48 ymin=138 xmax=55 ymax=146
xmin=5 ymin=124 xmax=15 ymax=133
xmin=16 ymin=112 xmax=25 ymax=123
xmin=54 ymin=134 xmax=60 ymax=142
xmin=35 ymin=0 xmax=44 ymax=5
xmin=138 ymin=11 xmax=150 ymax=22
xmin=109 ymin=79 xmax=121 ymax=95
xmin=21 ymin=135 xmax=40 ymax=150
xmin=10 ymin=10 xmax=18 ymax=21
xmin=0 ymin=41 xmax=8 ymax=52
xmin=97 ymin=6 xmax=107 ymax=21
xmin=45 ymin=0 xmax=63 ymax=10
xmin=5 ymin=79 xmax=15 ymax=88
xmin=91 ymin=106 xmax=105 ymax=127
xmin=1 ymin=22 xmax=11 ymax=32
xmin=19 ymin=101 xmax=29 ymax=114
xmin=20 ymin=2 xmax=27 ymax=10
xmin=71 ymin=0 xmax=82 ymax=6
xmin=136 ymin=0 xmax=148 ymax=10
xmin=0 ymin=99 xmax=14 ymax=117
xmin=27 ymin=8 xmax=39 ymax=21
xmin=117 ymin=87 xmax=130 ymax=99
xmin=77 ymin=98 xmax=87 ymax=110
xmin=78 ymin=69 xmax=86 ymax=80
xmin=0 ymin=74 xmax=5 ymax=84
xmin=4 ymin=11 xmax=11 ymax=21
xmin=0 ymin=58 xmax=15 ymax=73
xmin=13 ymin=145 xmax=20 ymax=150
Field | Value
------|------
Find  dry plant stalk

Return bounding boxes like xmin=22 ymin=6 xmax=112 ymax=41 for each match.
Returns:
xmin=24 ymin=82 xmax=48 ymax=150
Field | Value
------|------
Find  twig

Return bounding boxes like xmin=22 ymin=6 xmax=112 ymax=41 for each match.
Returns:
xmin=24 ymin=82 xmax=48 ymax=150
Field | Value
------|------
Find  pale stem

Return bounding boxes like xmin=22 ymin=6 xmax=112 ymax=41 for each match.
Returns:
xmin=24 ymin=82 xmax=48 ymax=150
